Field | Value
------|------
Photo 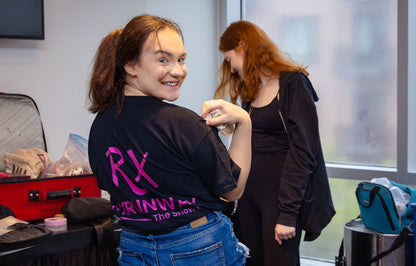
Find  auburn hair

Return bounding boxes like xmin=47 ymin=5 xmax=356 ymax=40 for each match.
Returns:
xmin=88 ymin=14 xmax=183 ymax=114
xmin=215 ymin=20 xmax=308 ymax=104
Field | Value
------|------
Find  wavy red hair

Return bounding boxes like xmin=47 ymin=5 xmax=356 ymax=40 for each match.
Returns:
xmin=215 ymin=20 xmax=308 ymax=104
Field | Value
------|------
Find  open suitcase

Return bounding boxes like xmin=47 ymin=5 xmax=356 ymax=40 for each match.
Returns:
xmin=0 ymin=93 xmax=101 ymax=221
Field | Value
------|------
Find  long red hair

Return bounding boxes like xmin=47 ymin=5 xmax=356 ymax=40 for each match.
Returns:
xmin=88 ymin=14 xmax=183 ymax=114
xmin=215 ymin=20 xmax=308 ymax=104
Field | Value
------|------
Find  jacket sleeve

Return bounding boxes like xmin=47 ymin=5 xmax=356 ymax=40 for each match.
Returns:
xmin=276 ymin=74 xmax=320 ymax=227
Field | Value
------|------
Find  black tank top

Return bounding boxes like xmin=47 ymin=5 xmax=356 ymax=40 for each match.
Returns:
xmin=247 ymin=96 xmax=288 ymax=183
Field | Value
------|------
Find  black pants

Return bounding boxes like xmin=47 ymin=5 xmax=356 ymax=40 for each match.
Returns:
xmin=236 ymin=182 xmax=301 ymax=266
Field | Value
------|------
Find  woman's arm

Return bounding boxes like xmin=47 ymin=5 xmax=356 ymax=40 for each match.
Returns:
xmin=201 ymin=99 xmax=252 ymax=201
xmin=275 ymin=73 xmax=320 ymax=243
xmin=277 ymin=74 xmax=320 ymax=227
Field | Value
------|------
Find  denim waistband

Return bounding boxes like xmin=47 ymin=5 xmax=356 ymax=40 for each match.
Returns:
xmin=122 ymin=211 xmax=220 ymax=236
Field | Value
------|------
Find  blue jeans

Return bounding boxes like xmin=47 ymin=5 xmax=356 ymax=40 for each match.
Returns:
xmin=118 ymin=211 xmax=248 ymax=266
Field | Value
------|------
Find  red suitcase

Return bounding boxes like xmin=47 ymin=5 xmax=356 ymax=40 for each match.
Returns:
xmin=0 ymin=93 xmax=101 ymax=221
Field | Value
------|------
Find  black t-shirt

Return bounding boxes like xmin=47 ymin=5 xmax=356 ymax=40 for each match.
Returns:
xmin=88 ymin=96 xmax=240 ymax=233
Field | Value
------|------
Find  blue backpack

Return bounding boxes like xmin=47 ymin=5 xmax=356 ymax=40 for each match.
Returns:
xmin=355 ymin=181 xmax=415 ymax=234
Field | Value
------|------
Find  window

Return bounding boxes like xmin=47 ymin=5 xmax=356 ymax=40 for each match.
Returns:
xmin=279 ymin=17 xmax=319 ymax=63
xmin=228 ymin=0 xmax=414 ymax=262
xmin=244 ymin=0 xmax=397 ymax=168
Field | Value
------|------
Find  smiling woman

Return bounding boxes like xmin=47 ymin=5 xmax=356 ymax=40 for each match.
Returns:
xmin=123 ymin=28 xmax=188 ymax=101
xmin=86 ymin=14 xmax=252 ymax=266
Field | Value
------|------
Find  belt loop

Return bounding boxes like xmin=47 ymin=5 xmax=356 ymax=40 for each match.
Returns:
xmin=213 ymin=210 xmax=222 ymax=221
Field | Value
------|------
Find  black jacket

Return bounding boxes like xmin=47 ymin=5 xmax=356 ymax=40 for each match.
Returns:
xmin=277 ymin=71 xmax=335 ymax=241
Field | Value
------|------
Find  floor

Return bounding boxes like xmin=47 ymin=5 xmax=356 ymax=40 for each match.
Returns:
xmin=300 ymin=258 xmax=334 ymax=266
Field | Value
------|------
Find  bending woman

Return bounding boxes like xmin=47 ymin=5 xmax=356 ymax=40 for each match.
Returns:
xmin=215 ymin=20 xmax=335 ymax=266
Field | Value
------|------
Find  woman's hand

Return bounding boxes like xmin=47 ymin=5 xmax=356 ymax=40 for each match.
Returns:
xmin=201 ymin=99 xmax=250 ymax=128
xmin=275 ymin=224 xmax=296 ymax=245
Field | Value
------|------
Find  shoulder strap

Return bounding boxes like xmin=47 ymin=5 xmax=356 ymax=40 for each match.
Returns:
xmin=335 ymin=238 xmax=345 ymax=266
xmin=278 ymin=108 xmax=287 ymax=134
xmin=335 ymin=215 xmax=361 ymax=266
xmin=90 ymin=217 xmax=118 ymax=266
xmin=334 ymin=227 xmax=410 ymax=266
xmin=277 ymin=75 xmax=288 ymax=135
xmin=358 ymin=226 xmax=411 ymax=266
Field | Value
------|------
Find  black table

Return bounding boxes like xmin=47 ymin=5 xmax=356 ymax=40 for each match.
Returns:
xmin=0 ymin=222 xmax=120 ymax=266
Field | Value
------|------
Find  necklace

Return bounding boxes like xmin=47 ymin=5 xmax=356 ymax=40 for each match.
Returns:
xmin=248 ymin=105 xmax=253 ymax=115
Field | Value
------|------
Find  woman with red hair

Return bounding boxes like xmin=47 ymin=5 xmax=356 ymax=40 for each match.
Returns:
xmin=216 ymin=20 xmax=335 ymax=266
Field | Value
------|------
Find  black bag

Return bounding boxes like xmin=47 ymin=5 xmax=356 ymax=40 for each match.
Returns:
xmin=62 ymin=196 xmax=113 ymax=223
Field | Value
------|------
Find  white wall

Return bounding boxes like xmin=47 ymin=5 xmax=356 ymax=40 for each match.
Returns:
xmin=0 ymin=0 xmax=219 ymax=161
